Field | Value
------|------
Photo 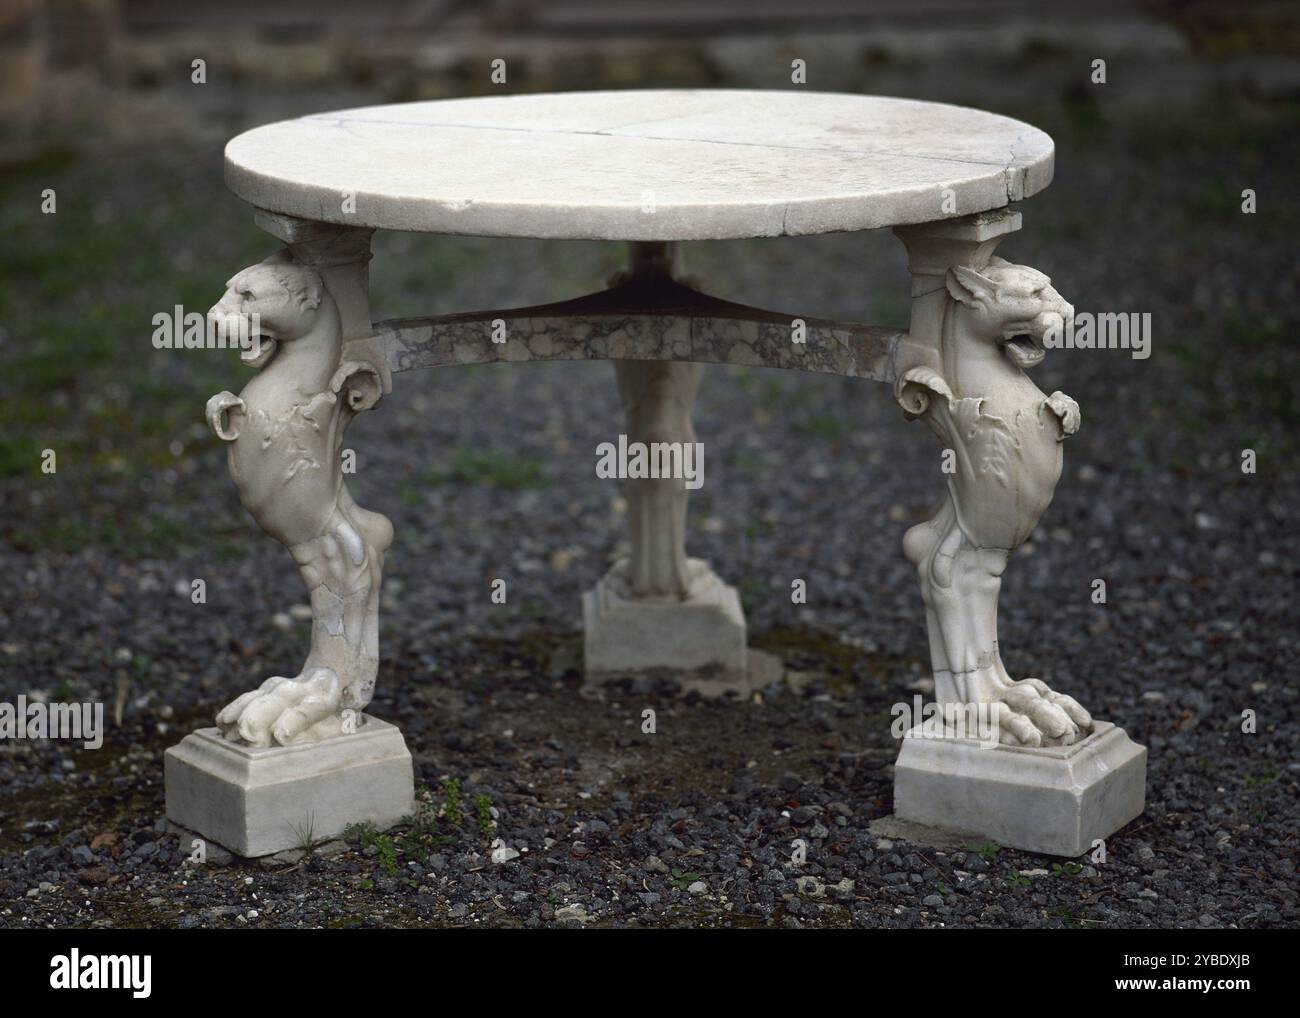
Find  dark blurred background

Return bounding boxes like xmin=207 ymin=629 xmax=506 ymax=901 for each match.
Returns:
xmin=5 ymin=0 xmax=1300 ymax=150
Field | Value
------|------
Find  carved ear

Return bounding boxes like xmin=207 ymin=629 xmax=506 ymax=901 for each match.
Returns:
xmin=270 ymin=258 xmax=323 ymax=311
xmin=294 ymin=273 xmax=322 ymax=311
xmin=946 ymin=265 xmax=998 ymax=307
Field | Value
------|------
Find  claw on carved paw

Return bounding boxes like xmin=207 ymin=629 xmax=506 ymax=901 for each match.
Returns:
xmin=995 ymin=677 xmax=1093 ymax=748
xmin=215 ymin=667 xmax=346 ymax=747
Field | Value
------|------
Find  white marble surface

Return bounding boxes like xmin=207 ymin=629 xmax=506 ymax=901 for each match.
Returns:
xmin=225 ymin=90 xmax=1054 ymax=240
xmin=165 ymin=715 xmax=414 ymax=857
xmin=583 ymin=557 xmax=748 ymax=684
xmin=893 ymin=721 xmax=1147 ymax=857
xmin=205 ymin=250 xmax=393 ymax=748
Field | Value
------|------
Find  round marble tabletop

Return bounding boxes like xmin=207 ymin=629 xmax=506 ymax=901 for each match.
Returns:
xmin=225 ymin=89 xmax=1053 ymax=242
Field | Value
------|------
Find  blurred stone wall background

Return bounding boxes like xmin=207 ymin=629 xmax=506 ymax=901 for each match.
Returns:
xmin=3 ymin=0 xmax=1298 ymax=162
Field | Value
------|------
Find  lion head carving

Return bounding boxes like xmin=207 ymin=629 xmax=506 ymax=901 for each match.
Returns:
xmin=207 ymin=250 xmax=326 ymax=368
xmin=945 ymin=256 xmax=1073 ymax=370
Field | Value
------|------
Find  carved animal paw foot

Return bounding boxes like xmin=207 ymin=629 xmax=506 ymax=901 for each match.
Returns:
xmin=995 ymin=677 xmax=1093 ymax=748
xmin=215 ymin=667 xmax=346 ymax=747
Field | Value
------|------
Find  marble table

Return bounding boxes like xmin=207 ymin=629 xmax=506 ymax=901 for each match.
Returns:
xmin=165 ymin=90 xmax=1145 ymax=859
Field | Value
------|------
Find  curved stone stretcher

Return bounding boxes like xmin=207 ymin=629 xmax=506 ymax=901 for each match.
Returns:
xmin=370 ymin=273 xmax=914 ymax=383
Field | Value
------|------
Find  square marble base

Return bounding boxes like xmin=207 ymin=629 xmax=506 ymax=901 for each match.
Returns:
xmin=583 ymin=558 xmax=748 ymax=687
xmin=164 ymin=714 xmax=414 ymax=857
xmin=893 ymin=720 xmax=1146 ymax=857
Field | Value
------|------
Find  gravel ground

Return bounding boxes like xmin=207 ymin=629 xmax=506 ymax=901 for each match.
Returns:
xmin=0 ymin=91 xmax=1296 ymax=929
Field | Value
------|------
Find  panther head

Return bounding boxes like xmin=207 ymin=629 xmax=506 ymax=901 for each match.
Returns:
xmin=945 ymin=256 xmax=1073 ymax=370
xmin=208 ymin=250 xmax=325 ymax=368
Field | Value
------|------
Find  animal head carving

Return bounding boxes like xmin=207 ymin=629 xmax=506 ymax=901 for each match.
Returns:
xmin=208 ymin=250 xmax=327 ymax=368
xmin=944 ymin=257 xmax=1073 ymax=369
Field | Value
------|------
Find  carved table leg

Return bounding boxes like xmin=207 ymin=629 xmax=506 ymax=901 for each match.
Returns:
xmin=884 ymin=211 xmax=1145 ymax=856
xmin=582 ymin=242 xmax=752 ymax=691
xmin=612 ymin=357 xmax=703 ymax=598
xmin=165 ymin=215 xmax=411 ymax=857
xmin=204 ymin=219 xmax=393 ymax=747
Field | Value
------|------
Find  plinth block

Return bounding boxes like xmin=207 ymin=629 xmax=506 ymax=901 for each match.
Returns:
xmin=893 ymin=720 xmax=1146 ymax=857
xmin=165 ymin=715 xmax=413 ymax=857
xmin=583 ymin=558 xmax=748 ymax=684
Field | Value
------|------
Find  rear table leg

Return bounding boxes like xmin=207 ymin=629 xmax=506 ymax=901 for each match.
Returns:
xmin=582 ymin=242 xmax=752 ymax=693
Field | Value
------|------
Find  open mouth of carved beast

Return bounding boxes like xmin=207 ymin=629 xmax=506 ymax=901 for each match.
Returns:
xmin=208 ymin=308 xmax=276 ymax=367
xmin=240 ymin=331 xmax=276 ymax=367
xmin=1000 ymin=331 xmax=1045 ymax=369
